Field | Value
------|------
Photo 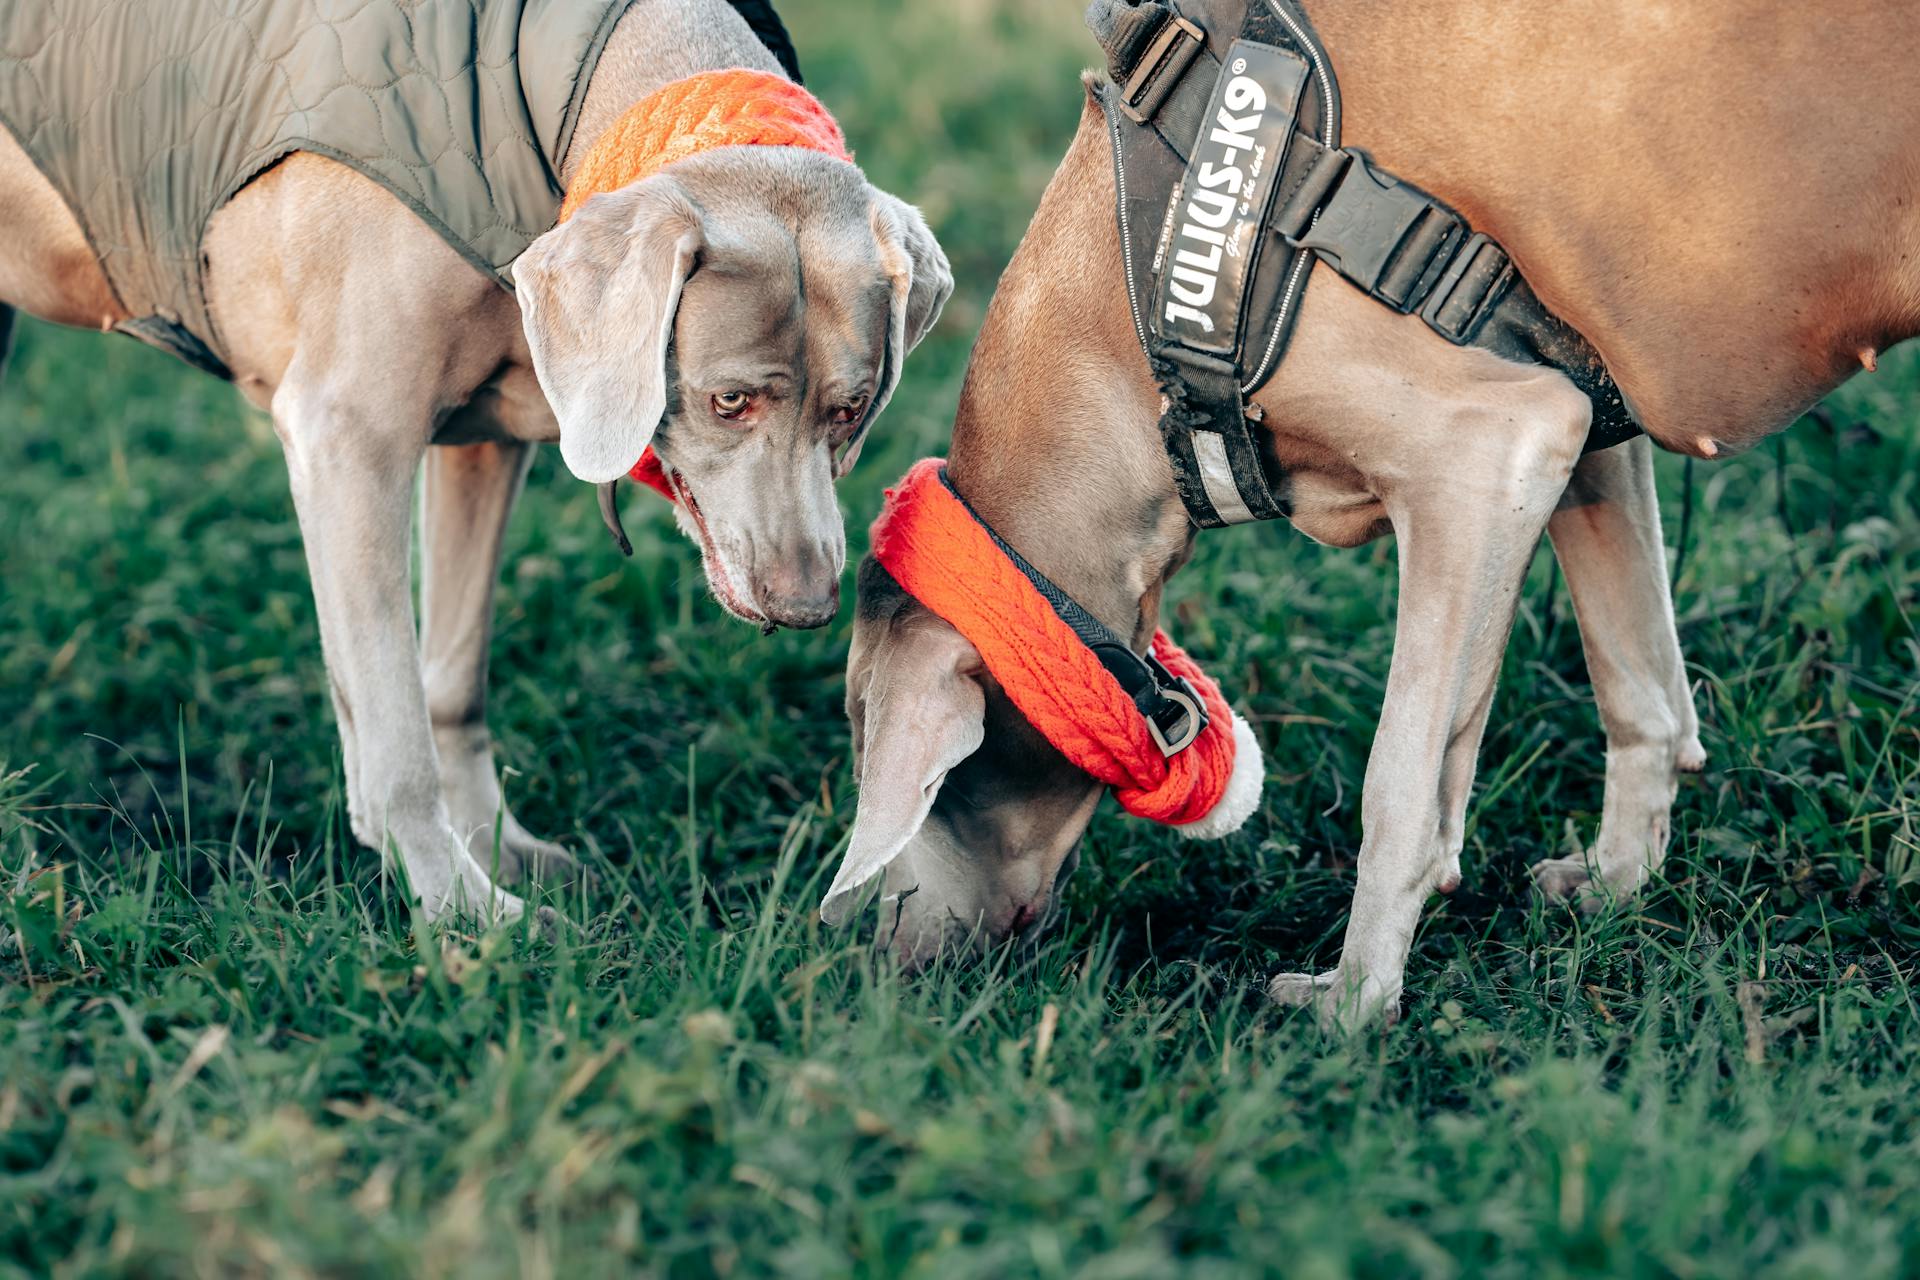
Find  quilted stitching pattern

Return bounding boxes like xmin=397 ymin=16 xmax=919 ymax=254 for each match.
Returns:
xmin=0 ymin=0 xmax=628 ymax=364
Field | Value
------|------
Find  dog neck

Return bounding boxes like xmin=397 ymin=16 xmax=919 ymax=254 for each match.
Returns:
xmin=945 ymin=96 xmax=1192 ymax=650
xmin=563 ymin=0 xmax=789 ymax=188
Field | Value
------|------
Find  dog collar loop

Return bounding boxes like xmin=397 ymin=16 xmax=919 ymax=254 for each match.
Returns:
xmin=1141 ymin=652 xmax=1207 ymax=756
xmin=871 ymin=459 xmax=1262 ymax=834
xmin=932 ymin=469 xmax=1211 ymax=759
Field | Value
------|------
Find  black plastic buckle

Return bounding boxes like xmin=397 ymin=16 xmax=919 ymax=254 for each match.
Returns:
xmin=1285 ymin=150 xmax=1469 ymax=316
xmin=1143 ymin=650 xmax=1209 ymax=756
xmin=1118 ymin=14 xmax=1205 ymax=124
xmin=1420 ymin=232 xmax=1517 ymax=344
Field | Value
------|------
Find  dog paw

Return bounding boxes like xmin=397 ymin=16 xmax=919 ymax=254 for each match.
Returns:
xmin=1267 ymin=968 xmax=1401 ymax=1031
xmin=500 ymin=831 xmax=588 ymax=885
xmin=1531 ymin=854 xmax=1594 ymax=903
xmin=1530 ymin=854 xmax=1643 ymax=913
xmin=530 ymin=903 xmax=567 ymax=941
xmin=469 ymin=815 xmax=595 ymax=888
xmin=419 ymin=879 xmax=528 ymax=928
xmin=1676 ymin=736 xmax=1707 ymax=773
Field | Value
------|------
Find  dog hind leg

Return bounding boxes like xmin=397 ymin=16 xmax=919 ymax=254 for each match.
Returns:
xmin=420 ymin=439 xmax=579 ymax=883
xmin=1533 ymin=436 xmax=1705 ymax=906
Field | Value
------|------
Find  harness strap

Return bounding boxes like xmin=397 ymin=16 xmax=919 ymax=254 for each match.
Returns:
xmin=1270 ymin=145 xmax=1638 ymax=446
xmin=726 ymin=0 xmax=805 ymax=84
xmin=1097 ymin=0 xmax=1340 ymax=528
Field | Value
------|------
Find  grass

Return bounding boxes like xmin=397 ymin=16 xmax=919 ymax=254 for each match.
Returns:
xmin=3 ymin=1 xmax=1919 ymax=1275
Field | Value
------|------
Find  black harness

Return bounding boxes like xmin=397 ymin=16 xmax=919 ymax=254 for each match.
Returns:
xmin=1088 ymin=0 xmax=1641 ymax=529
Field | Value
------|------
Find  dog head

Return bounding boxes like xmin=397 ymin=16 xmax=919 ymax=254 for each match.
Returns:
xmin=825 ymin=557 xmax=1109 ymax=969
xmin=514 ymin=147 xmax=950 ymax=629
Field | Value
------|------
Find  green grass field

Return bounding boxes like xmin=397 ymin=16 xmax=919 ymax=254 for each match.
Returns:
xmin=5 ymin=3 xmax=1920 ymax=1275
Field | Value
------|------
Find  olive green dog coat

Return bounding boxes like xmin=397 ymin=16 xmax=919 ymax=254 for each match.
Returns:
xmin=0 ymin=0 xmax=633 ymax=376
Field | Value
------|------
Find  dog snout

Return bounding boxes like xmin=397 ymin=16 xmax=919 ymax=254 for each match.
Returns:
xmin=751 ymin=545 xmax=840 ymax=629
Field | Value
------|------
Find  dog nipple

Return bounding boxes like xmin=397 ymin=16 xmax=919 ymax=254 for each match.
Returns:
xmin=1695 ymin=436 xmax=1720 ymax=459
xmin=1859 ymin=346 xmax=1878 ymax=373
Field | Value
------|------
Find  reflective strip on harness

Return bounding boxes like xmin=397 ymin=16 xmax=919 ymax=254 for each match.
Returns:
xmin=1191 ymin=432 xmax=1257 ymax=524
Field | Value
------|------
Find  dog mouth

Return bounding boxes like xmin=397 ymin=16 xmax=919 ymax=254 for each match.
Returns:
xmin=666 ymin=467 xmax=767 ymax=627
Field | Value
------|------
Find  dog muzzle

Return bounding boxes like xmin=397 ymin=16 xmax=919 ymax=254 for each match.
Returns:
xmin=869 ymin=458 xmax=1263 ymax=836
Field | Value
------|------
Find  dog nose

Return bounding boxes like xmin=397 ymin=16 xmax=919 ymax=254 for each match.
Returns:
xmin=752 ymin=552 xmax=840 ymax=629
xmin=1005 ymin=890 xmax=1054 ymax=937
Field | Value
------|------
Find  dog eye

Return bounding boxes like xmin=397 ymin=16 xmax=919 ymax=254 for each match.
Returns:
xmin=830 ymin=394 xmax=869 ymax=426
xmin=711 ymin=391 xmax=751 ymax=420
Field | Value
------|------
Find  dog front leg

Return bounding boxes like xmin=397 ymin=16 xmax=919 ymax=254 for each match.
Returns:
xmin=1270 ymin=415 xmax=1582 ymax=1030
xmin=1533 ymin=436 xmax=1706 ymax=905
xmin=274 ymin=384 xmax=527 ymax=925
xmin=420 ymin=440 xmax=578 ymax=883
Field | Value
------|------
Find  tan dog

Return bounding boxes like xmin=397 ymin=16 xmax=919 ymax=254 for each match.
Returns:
xmin=832 ymin=0 xmax=1920 ymax=1028
xmin=0 ymin=0 xmax=950 ymax=925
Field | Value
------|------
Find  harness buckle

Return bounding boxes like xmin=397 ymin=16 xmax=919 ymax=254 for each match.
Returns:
xmin=1283 ymin=149 xmax=1470 ymax=315
xmin=1419 ymin=232 xmax=1518 ymax=345
xmin=1118 ymin=15 xmax=1206 ymax=124
xmin=1143 ymin=651 xmax=1209 ymax=757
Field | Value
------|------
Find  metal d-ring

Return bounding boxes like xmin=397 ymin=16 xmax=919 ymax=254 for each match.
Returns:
xmin=1147 ymin=682 xmax=1206 ymax=757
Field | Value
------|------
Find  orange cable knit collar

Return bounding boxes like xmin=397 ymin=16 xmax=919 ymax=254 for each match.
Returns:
xmin=868 ymin=459 xmax=1263 ymax=831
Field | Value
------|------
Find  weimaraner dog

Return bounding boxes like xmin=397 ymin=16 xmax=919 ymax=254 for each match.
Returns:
xmin=0 ymin=0 xmax=950 ymax=925
xmin=828 ymin=0 xmax=1920 ymax=1028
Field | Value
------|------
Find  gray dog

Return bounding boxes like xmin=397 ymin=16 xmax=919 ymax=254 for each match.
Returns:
xmin=0 ymin=0 xmax=951 ymax=924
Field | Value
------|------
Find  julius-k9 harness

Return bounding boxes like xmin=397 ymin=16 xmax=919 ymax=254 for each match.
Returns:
xmin=1088 ymin=0 xmax=1640 ymax=529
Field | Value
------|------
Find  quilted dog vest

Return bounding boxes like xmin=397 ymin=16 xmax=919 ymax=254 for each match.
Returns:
xmin=0 ymin=0 xmax=633 ymax=377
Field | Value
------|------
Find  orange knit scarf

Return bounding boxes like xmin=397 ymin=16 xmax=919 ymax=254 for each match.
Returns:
xmin=870 ymin=459 xmax=1260 ymax=831
xmin=556 ymin=68 xmax=852 ymax=497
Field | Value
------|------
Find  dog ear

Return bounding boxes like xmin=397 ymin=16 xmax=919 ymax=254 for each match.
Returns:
xmin=821 ymin=614 xmax=984 ymax=926
xmin=837 ymin=192 xmax=953 ymax=478
xmin=514 ymin=177 xmax=704 ymax=484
